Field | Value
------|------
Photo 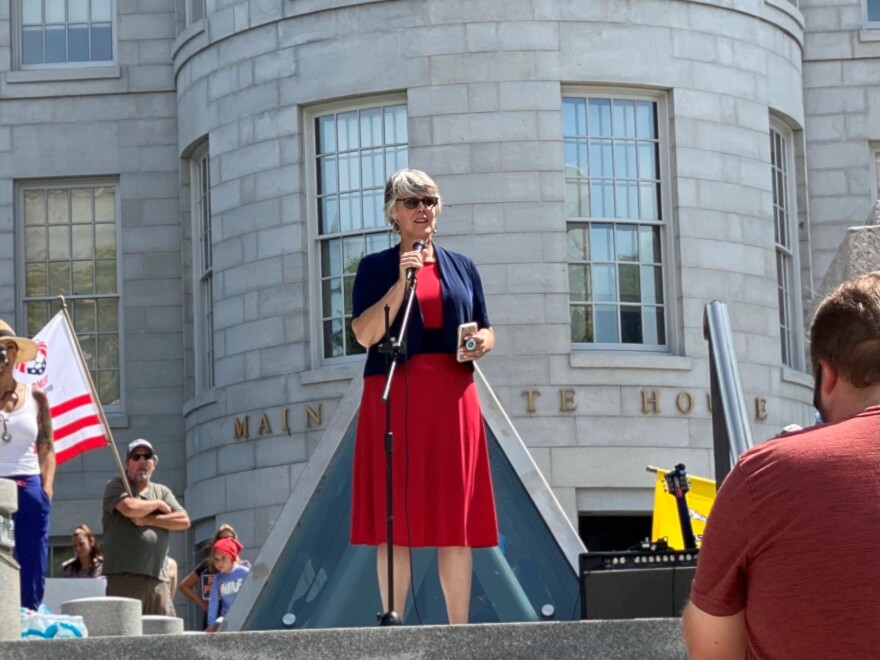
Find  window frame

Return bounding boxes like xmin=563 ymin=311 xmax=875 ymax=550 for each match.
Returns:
xmin=770 ymin=118 xmax=805 ymax=371
xmin=865 ymin=0 xmax=880 ymax=28
xmin=561 ymin=87 xmax=676 ymax=353
xmin=17 ymin=177 xmax=125 ymax=414
xmin=870 ymin=142 xmax=880 ymax=204
xmin=190 ymin=144 xmax=215 ymax=394
xmin=305 ymin=94 xmax=408 ymax=367
xmin=14 ymin=0 xmax=117 ymax=70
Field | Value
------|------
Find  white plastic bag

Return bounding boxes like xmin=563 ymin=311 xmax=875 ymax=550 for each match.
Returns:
xmin=21 ymin=604 xmax=88 ymax=639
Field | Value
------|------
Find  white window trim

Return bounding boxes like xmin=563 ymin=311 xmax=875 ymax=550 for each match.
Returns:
xmin=16 ymin=177 xmax=125 ymax=415
xmin=770 ymin=117 xmax=805 ymax=372
xmin=866 ymin=0 xmax=880 ymax=29
xmin=304 ymin=94 xmax=407 ymax=369
xmin=14 ymin=0 xmax=118 ymax=70
xmin=561 ymin=86 xmax=678 ymax=355
xmin=190 ymin=144 xmax=214 ymax=394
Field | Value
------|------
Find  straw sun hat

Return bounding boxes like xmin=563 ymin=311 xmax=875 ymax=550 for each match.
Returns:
xmin=0 ymin=320 xmax=38 ymax=363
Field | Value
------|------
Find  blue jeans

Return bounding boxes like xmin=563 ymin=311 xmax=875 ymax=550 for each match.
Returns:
xmin=11 ymin=475 xmax=50 ymax=610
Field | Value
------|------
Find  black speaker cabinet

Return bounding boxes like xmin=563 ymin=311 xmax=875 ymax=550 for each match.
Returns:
xmin=579 ymin=551 xmax=697 ymax=620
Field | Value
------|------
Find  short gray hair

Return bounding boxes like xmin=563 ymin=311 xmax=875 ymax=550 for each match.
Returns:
xmin=383 ymin=169 xmax=442 ymax=227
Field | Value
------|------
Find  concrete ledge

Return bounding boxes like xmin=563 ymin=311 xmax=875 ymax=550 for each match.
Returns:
xmin=0 ymin=619 xmax=686 ymax=659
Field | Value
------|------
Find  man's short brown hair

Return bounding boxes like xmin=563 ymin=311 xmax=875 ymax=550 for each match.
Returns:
xmin=810 ymin=271 xmax=880 ymax=387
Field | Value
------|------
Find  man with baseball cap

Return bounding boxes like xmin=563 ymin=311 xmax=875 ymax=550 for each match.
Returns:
xmin=102 ymin=438 xmax=190 ymax=614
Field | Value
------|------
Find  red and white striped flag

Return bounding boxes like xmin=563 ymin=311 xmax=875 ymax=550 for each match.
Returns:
xmin=15 ymin=311 xmax=110 ymax=463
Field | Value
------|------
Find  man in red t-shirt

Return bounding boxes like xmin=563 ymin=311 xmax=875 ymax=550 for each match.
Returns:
xmin=682 ymin=272 xmax=880 ymax=660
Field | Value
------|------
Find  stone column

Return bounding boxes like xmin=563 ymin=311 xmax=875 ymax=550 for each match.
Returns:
xmin=61 ymin=597 xmax=142 ymax=637
xmin=0 ymin=478 xmax=19 ymax=641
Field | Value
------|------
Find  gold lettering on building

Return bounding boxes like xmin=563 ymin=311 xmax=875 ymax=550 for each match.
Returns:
xmin=641 ymin=390 xmax=661 ymax=414
xmin=676 ymin=391 xmax=694 ymax=415
xmin=706 ymin=393 xmax=712 ymax=412
xmin=233 ymin=416 xmax=250 ymax=439
xmin=559 ymin=389 xmax=577 ymax=413
xmin=522 ymin=389 xmax=540 ymax=413
xmin=258 ymin=412 xmax=272 ymax=435
xmin=755 ymin=397 xmax=768 ymax=421
xmin=281 ymin=408 xmax=290 ymax=434
xmin=306 ymin=404 xmax=322 ymax=428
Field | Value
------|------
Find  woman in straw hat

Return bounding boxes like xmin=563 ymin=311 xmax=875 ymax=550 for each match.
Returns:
xmin=0 ymin=320 xmax=55 ymax=610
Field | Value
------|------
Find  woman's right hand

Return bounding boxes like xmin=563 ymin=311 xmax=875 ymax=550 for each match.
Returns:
xmin=398 ymin=247 xmax=425 ymax=284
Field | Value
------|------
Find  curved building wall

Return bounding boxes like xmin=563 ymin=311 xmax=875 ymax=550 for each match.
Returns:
xmin=174 ymin=0 xmax=813 ymax=551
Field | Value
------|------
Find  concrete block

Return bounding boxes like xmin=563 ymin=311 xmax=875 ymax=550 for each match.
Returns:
xmin=468 ymin=82 xmax=500 ymax=112
xmin=431 ymin=52 xmax=537 ymax=85
xmin=142 ymin=615 xmax=185 ymax=635
xmin=466 ymin=22 xmax=499 ymax=53
xmin=61 ymin=597 xmax=143 ymax=637
xmin=498 ymin=21 xmax=559 ymax=51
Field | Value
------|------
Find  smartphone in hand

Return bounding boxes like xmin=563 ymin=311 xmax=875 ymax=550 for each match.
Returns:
xmin=456 ymin=322 xmax=478 ymax=362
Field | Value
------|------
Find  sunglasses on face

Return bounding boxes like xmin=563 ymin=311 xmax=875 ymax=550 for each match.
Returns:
xmin=399 ymin=197 xmax=438 ymax=209
xmin=130 ymin=453 xmax=153 ymax=462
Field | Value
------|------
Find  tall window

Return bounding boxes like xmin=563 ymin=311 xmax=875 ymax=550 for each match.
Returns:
xmin=192 ymin=147 xmax=214 ymax=392
xmin=188 ymin=0 xmax=205 ymax=25
xmin=770 ymin=123 xmax=801 ymax=369
xmin=564 ymin=94 xmax=666 ymax=349
xmin=22 ymin=181 xmax=120 ymax=406
xmin=21 ymin=0 xmax=114 ymax=66
xmin=867 ymin=0 xmax=880 ymax=27
xmin=314 ymin=102 xmax=408 ymax=360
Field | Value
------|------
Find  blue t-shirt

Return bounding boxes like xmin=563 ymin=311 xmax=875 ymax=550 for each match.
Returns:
xmin=351 ymin=243 xmax=491 ymax=377
xmin=207 ymin=564 xmax=249 ymax=625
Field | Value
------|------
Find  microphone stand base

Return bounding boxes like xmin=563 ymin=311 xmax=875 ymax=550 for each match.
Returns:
xmin=378 ymin=611 xmax=403 ymax=626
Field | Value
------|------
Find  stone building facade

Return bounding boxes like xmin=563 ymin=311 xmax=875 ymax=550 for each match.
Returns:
xmin=0 ymin=0 xmax=877 ymax=624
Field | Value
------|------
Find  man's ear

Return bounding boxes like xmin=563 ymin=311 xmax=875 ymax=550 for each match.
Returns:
xmin=152 ymin=454 xmax=159 ymax=467
xmin=818 ymin=359 xmax=839 ymax=395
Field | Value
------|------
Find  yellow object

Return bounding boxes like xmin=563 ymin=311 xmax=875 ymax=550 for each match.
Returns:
xmin=650 ymin=469 xmax=716 ymax=550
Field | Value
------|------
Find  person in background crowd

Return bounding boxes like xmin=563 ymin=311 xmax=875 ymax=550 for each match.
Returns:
xmin=161 ymin=555 xmax=178 ymax=616
xmin=102 ymin=438 xmax=190 ymax=615
xmin=61 ymin=524 xmax=103 ymax=578
xmin=0 ymin=320 xmax=54 ymax=610
xmin=349 ymin=169 xmax=498 ymax=624
xmin=682 ymin=271 xmax=880 ymax=659
xmin=206 ymin=537 xmax=249 ymax=633
xmin=179 ymin=523 xmax=240 ymax=629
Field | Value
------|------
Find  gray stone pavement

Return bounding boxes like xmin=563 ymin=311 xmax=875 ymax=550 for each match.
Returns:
xmin=0 ymin=619 xmax=686 ymax=659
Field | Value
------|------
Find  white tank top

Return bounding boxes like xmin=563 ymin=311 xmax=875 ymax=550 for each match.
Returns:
xmin=0 ymin=384 xmax=40 ymax=476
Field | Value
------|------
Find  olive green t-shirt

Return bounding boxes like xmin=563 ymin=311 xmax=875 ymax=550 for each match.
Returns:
xmin=101 ymin=477 xmax=183 ymax=579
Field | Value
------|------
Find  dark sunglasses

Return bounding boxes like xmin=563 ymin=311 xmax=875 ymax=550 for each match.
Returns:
xmin=130 ymin=452 xmax=153 ymax=462
xmin=400 ymin=197 xmax=438 ymax=209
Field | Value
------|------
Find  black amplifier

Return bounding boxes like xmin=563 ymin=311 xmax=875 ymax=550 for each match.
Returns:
xmin=579 ymin=550 xmax=699 ymax=620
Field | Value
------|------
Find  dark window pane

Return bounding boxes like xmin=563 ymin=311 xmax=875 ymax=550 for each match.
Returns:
xmin=570 ymin=305 xmax=592 ymax=343
xmin=22 ymin=28 xmax=44 ymax=64
xmin=640 ymin=265 xmax=663 ymax=304
xmin=643 ymin=306 xmax=665 ymax=345
xmin=97 ymin=334 xmax=119 ymax=369
xmin=98 ymin=371 xmax=119 ymax=405
xmin=26 ymin=302 xmax=50 ymax=337
xmin=72 ymin=260 xmax=95 ymax=295
xmin=568 ymin=264 xmax=591 ymax=302
xmin=621 ymin=306 xmax=642 ymax=343
xmin=321 ymin=239 xmax=342 ymax=278
xmin=316 ymin=116 xmax=336 ymax=154
xmin=97 ymin=298 xmax=118 ymax=332
xmin=48 ymin=261 xmax=71 ymax=295
xmin=323 ymin=319 xmax=343 ymax=358
xmin=618 ymin=264 xmax=640 ymax=303
xmin=68 ymin=25 xmax=89 ymax=62
xmin=639 ymin=226 xmax=661 ymax=263
xmin=322 ymin=278 xmax=343 ymax=319
xmin=91 ymin=25 xmax=112 ymax=61
xmin=45 ymin=26 xmax=66 ymax=63
xmin=73 ymin=299 xmax=97 ymax=334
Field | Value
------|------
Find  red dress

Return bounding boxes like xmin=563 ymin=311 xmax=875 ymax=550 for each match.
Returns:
xmin=350 ymin=261 xmax=498 ymax=548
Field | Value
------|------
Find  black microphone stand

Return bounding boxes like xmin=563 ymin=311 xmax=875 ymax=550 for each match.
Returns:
xmin=375 ymin=267 xmax=420 ymax=626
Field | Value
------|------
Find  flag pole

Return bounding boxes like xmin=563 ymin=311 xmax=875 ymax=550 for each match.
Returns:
xmin=55 ymin=296 xmax=132 ymax=497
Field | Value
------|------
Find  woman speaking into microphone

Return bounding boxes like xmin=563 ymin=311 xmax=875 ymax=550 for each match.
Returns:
xmin=349 ymin=169 xmax=498 ymax=624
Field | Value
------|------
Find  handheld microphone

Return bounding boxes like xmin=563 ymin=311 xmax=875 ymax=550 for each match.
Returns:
xmin=406 ymin=241 xmax=426 ymax=283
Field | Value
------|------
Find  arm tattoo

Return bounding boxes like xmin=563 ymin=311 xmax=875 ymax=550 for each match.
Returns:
xmin=33 ymin=389 xmax=55 ymax=456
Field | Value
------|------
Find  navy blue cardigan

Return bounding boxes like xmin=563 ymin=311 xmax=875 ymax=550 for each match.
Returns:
xmin=351 ymin=243 xmax=491 ymax=377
